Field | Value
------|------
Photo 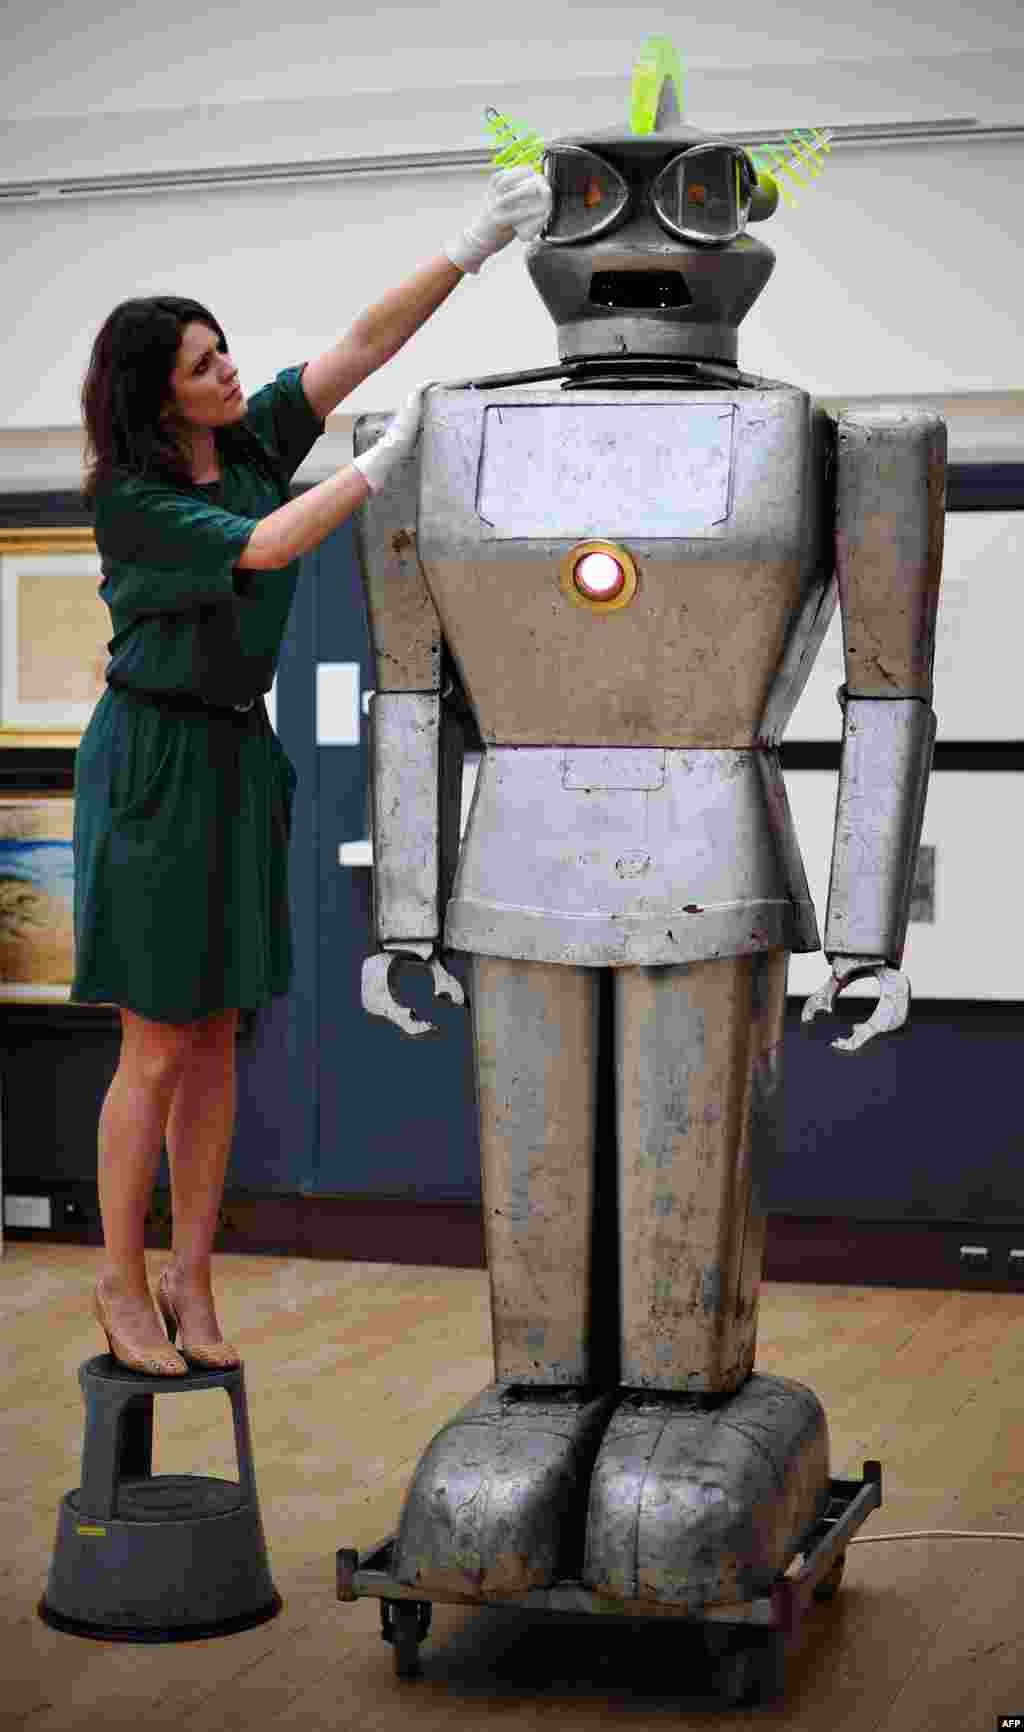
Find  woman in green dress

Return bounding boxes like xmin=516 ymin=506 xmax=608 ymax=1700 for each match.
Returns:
xmin=75 ymin=165 xmax=551 ymax=1376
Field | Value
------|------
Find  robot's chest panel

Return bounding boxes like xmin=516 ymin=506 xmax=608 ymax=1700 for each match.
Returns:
xmin=417 ymin=385 xmax=828 ymax=747
xmin=477 ymin=402 xmax=735 ymax=538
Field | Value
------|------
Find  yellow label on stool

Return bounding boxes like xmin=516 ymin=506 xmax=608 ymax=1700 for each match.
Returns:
xmin=76 ymin=1524 xmax=107 ymax=1537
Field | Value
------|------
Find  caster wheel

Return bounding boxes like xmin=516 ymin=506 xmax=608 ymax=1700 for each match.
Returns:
xmin=380 ymin=1599 xmax=432 ymax=1678
xmin=710 ymin=1633 xmax=785 ymax=1707
xmin=710 ymin=1641 xmax=760 ymax=1707
xmin=813 ymin=1554 xmax=846 ymax=1602
xmin=752 ymin=1631 xmax=786 ymax=1702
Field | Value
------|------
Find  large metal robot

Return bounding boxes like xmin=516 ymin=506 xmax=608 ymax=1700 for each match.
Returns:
xmin=351 ymin=71 xmax=944 ymax=1667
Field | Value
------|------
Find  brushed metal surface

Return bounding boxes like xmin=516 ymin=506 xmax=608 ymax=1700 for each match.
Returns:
xmin=615 ymin=953 xmax=788 ymax=1393
xmin=562 ymin=748 xmax=666 ymax=790
xmin=417 ymin=383 xmax=830 ymax=747
xmin=352 ymin=418 xmax=440 ymax=693
xmin=471 ymin=957 xmax=601 ymax=1385
xmin=583 ymin=1374 xmax=829 ymax=1608
xmin=835 ymin=406 xmax=947 ymax=700
xmin=476 ymin=402 xmax=734 ymax=536
xmin=445 ymin=747 xmax=818 ymax=968
xmin=368 ymin=692 xmax=441 ymax=946
xmin=823 ymin=697 xmax=936 ymax=964
xmin=392 ymin=1383 xmax=615 ymax=1599
xmin=526 ymin=214 xmax=773 ymax=366
xmin=757 ymin=573 xmax=839 ymax=745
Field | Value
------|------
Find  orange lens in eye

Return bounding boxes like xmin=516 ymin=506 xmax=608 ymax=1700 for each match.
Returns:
xmin=583 ymin=176 xmax=604 ymax=209
xmin=687 ymin=183 xmax=707 ymax=205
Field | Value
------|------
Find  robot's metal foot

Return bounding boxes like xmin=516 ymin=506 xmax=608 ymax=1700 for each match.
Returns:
xmin=337 ymin=1461 xmax=882 ymax=1705
xmin=583 ymin=1373 xmax=830 ymax=1609
xmin=391 ymin=1382 xmax=615 ymax=1599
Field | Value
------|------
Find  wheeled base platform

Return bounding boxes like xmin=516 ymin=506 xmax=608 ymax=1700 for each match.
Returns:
xmin=337 ymin=1462 xmax=881 ymax=1708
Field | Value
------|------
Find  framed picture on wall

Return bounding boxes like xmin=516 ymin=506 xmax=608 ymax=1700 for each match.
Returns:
xmin=0 ymin=527 xmax=106 ymax=746
xmin=0 ymin=791 xmax=75 ymax=1002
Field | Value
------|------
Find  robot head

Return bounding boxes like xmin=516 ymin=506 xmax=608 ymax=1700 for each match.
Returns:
xmin=526 ymin=76 xmax=778 ymax=368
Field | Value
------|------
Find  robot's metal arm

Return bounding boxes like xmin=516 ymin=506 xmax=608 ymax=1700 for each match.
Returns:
xmin=363 ymin=686 xmax=466 ymax=1035
xmin=352 ymin=414 xmax=468 ymax=1036
xmin=804 ymin=406 xmax=946 ymax=1053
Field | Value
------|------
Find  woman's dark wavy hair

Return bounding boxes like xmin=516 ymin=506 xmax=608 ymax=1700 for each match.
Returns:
xmin=81 ymin=296 xmax=281 ymax=507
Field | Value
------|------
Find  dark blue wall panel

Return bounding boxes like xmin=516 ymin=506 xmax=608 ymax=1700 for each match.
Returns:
xmin=234 ymin=521 xmax=481 ymax=1202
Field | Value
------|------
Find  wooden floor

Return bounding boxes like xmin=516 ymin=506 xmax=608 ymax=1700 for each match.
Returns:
xmin=3 ymin=1241 xmax=1023 ymax=1730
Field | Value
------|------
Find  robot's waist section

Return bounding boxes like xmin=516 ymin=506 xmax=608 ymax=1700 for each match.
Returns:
xmin=445 ymin=746 xmax=819 ymax=968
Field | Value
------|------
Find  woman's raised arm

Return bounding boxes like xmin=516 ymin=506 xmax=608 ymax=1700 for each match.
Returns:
xmin=298 ymin=166 xmax=552 ymax=420
xmin=301 ymin=256 xmax=462 ymax=422
xmin=240 ymin=169 xmax=552 ymax=570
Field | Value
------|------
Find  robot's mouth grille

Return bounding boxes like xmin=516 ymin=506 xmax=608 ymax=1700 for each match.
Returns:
xmin=588 ymin=271 xmax=691 ymax=310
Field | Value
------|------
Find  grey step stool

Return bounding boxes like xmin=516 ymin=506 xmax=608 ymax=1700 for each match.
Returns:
xmin=39 ymin=1354 xmax=281 ymax=1641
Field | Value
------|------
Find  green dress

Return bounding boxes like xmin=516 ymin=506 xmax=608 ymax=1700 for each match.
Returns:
xmin=71 ymin=364 xmax=324 ymax=1024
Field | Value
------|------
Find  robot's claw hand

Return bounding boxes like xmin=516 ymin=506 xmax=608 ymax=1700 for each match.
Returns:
xmin=361 ymin=950 xmax=466 ymax=1038
xmin=427 ymin=954 xmax=467 ymax=1008
xmin=801 ymin=956 xmax=911 ymax=1055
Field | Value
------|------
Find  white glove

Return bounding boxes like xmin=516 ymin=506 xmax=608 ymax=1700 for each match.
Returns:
xmin=351 ymin=386 xmax=427 ymax=495
xmin=444 ymin=165 xmax=553 ymax=274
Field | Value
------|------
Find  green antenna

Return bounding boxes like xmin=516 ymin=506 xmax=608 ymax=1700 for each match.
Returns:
xmin=630 ymin=35 xmax=685 ymax=133
xmin=483 ymin=105 xmax=545 ymax=171
xmin=749 ymin=129 xmax=835 ymax=208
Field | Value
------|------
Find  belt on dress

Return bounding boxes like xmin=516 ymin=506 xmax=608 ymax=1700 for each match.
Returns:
xmin=107 ymin=680 xmax=258 ymax=717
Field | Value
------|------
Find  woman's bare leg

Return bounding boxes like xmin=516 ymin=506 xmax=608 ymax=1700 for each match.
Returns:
xmin=162 ymin=1007 xmax=239 ymax=1343
xmin=97 ymin=1007 xmax=193 ymax=1350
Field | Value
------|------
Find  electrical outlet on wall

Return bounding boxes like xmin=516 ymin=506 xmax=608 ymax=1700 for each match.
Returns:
xmin=4 ymin=1195 xmax=52 ymax=1229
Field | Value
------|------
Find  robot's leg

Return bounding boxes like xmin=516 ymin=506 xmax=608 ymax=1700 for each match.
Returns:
xmin=391 ymin=957 xmax=615 ymax=1600
xmin=584 ymin=953 xmax=831 ymax=1609
xmin=472 ymin=956 xmax=601 ymax=1386
xmin=615 ymin=952 xmax=787 ymax=1395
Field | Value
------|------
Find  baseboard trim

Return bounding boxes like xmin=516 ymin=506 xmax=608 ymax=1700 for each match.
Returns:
xmin=762 ymin=1213 xmax=1024 ymax=1291
xmin=4 ymin=1189 xmax=1024 ymax=1291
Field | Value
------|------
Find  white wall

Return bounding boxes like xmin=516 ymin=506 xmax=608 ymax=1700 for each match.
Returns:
xmin=4 ymin=0 xmax=1022 ymax=117
xmin=3 ymin=1 xmax=1023 ymax=444
xmin=5 ymin=133 xmax=1023 ymax=433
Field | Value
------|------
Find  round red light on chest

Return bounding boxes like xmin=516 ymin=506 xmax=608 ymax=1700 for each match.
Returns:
xmin=559 ymin=539 xmax=638 ymax=612
xmin=573 ymin=550 xmax=625 ymax=600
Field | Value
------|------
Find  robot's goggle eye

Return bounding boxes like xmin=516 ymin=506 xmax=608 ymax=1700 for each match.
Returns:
xmin=541 ymin=148 xmax=630 ymax=245
xmin=540 ymin=142 xmax=758 ymax=248
xmin=651 ymin=145 xmax=756 ymax=245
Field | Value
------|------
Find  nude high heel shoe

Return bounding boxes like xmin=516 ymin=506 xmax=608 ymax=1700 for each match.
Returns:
xmin=156 ymin=1267 xmax=241 ymax=1370
xmin=93 ymin=1280 xmax=188 ymax=1376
